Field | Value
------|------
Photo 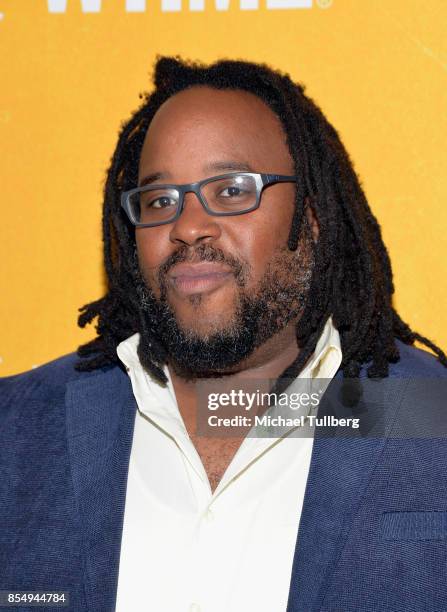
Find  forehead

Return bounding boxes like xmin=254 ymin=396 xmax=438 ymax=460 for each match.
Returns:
xmin=138 ymin=86 xmax=294 ymax=179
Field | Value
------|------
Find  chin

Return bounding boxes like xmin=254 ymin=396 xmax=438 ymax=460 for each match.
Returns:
xmin=171 ymin=299 xmax=236 ymax=332
xmin=178 ymin=316 xmax=233 ymax=339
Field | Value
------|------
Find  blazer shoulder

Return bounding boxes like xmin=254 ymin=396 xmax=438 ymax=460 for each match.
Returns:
xmin=0 ymin=352 xmax=122 ymax=408
xmin=390 ymin=339 xmax=447 ymax=378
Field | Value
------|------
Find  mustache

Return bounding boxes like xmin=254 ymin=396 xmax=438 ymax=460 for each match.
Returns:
xmin=157 ymin=244 xmax=248 ymax=290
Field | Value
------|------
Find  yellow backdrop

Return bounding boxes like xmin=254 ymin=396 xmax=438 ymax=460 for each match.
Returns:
xmin=1 ymin=0 xmax=446 ymax=375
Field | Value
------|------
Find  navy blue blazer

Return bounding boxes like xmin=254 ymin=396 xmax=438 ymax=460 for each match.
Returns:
xmin=1 ymin=340 xmax=447 ymax=612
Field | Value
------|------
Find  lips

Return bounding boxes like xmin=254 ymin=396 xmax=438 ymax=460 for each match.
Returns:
xmin=167 ymin=262 xmax=234 ymax=296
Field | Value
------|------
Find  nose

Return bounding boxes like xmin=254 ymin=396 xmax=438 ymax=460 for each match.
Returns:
xmin=168 ymin=190 xmax=222 ymax=247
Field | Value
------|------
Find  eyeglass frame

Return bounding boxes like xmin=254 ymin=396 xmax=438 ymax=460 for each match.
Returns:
xmin=120 ymin=172 xmax=298 ymax=228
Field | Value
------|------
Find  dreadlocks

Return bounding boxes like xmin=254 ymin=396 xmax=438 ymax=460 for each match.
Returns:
xmin=75 ymin=54 xmax=447 ymax=385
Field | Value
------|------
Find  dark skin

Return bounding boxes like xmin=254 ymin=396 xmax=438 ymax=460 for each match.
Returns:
xmin=136 ymin=85 xmax=318 ymax=491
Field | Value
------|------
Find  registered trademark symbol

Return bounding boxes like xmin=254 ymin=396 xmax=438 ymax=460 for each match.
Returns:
xmin=317 ymin=0 xmax=333 ymax=8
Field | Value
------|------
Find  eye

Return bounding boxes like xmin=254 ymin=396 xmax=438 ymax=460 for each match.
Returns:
xmin=144 ymin=196 xmax=176 ymax=209
xmin=219 ymin=186 xmax=245 ymax=198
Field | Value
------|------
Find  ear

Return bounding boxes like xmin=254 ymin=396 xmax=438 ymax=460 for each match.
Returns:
xmin=304 ymin=196 xmax=319 ymax=242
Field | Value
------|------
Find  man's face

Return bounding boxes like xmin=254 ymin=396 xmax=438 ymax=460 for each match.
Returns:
xmin=135 ymin=85 xmax=314 ymax=377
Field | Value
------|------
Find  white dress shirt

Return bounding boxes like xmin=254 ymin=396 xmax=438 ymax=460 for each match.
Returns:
xmin=115 ymin=318 xmax=342 ymax=612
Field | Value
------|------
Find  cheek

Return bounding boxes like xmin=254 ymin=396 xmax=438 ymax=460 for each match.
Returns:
xmin=135 ymin=231 xmax=168 ymax=293
xmin=239 ymin=212 xmax=294 ymax=283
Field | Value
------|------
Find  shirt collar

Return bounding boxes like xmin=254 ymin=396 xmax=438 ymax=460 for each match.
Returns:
xmin=299 ymin=316 xmax=341 ymax=379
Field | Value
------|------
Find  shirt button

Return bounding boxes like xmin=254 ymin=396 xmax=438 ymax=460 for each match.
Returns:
xmin=189 ymin=604 xmax=201 ymax=612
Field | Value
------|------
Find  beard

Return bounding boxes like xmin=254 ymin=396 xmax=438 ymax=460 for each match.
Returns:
xmin=134 ymin=224 xmax=315 ymax=380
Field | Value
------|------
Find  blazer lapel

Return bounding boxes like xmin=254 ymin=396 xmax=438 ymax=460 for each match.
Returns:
xmin=65 ymin=366 xmax=137 ymax=612
xmin=286 ymin=375 xmax=406 ymax=612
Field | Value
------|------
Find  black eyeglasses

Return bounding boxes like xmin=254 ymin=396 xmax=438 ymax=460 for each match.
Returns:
xmin=120 ymin=172 xmax=297 ymax=228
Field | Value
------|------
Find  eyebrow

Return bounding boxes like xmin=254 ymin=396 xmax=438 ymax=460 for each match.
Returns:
xmin=138 ymin=160 xmax=256 ymax=187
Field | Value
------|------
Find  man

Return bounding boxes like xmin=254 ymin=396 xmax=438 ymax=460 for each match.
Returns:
xmin=1 ymin=55 xmax=447 ymax=612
